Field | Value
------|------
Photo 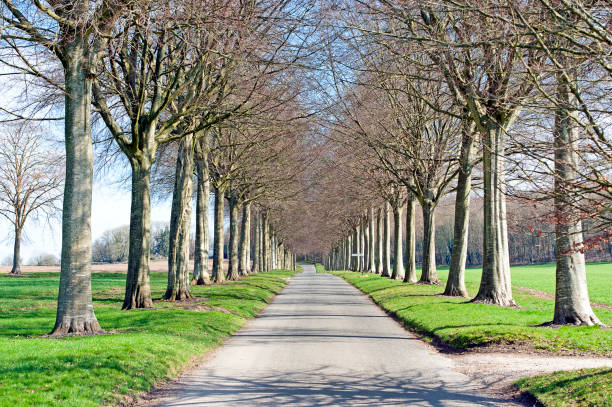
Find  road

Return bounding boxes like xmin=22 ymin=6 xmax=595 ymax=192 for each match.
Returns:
xmin=160 ymin=264 xmax=512 ymax=406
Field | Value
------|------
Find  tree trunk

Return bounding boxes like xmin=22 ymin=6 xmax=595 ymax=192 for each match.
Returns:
xmin=368 ymin=207 xmax=376 ymax=272
xmin=263 ymin=213 xmax=270 ymax=272
xmin=123 ymin=160 xmax=154 ymax=308
xmin=253 ymin=212 xmax=260 ymax=273
xmin=472 ymin=124 xmax=515 ymax=306
xmin=352 ymin=227 xmax=359 ymax=271
xmin=420 ymin=197 xmax=439 ymax=284
xmin=164 ymin=135 xmax=195 ymax=301
xmin=192 ymin=144 xmax=210 ymax=286
xmin=10 ymin=226 xmax=22 ymax=275
xmin=445 ymin=129 xmax=474 ymax=296
xmin=404 ymin=195 xmax=417 ymax=283
xmin=239 ymin=202 xmax=251 ymax=276
xmin=52 ymin=41 xmax=102 ymax=335
xmin=552 ymin=71 xmax=600 ymax=325
xmin=212 ymin=186 xmax=226 ymax=283
xmin=391 ymin=205 xmax=404 ymax=280
xmin=376 ymin=208 xmax=383 ymax=274
xmin=227 ymin=195 xmax=240 ymax=281
xmin=364 ymin=219 xmax=369 ymax=272
xmin=382 ymin=202 xmax=391 ymax=277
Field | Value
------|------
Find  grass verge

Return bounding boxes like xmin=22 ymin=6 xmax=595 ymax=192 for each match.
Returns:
xmin=324 ymin=268 xmax=611 ymax=355
xmin=0 ymin=269 xmax=297 ymax=406
xmin=515 ymin=368 xmax=612 ymax=407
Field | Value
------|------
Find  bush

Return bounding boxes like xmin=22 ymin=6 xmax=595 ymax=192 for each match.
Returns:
xmin=29 ymin=253 xmax=60 ymax=266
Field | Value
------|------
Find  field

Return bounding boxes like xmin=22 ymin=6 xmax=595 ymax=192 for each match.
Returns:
xmin=0 ymin=268 xmax=296 ymax=406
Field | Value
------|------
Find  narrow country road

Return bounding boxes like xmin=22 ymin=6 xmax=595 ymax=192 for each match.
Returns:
xmin=160 ymin=264 xmax=512 ymax=406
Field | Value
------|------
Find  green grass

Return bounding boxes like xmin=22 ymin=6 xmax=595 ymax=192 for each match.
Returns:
xmin=0 ymin=269 xmax=296 ymax=406
xmin=325 ymin=264 xmax=612 ymax=355
xmin=515 ymin=368 xmax=612 ymax=407
xmin=315 ymin=263 xmax=326 ymax=273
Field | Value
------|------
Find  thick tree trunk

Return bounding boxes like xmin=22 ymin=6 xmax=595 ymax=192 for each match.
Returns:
xmin=391 ymin=205 xmax=404 ymax=280
xmin=368 ymin=208 xmax=376 ymax=272
xmin=352 ymin=227 xmax=359 ymax=271
xmin=164 ymin=135 xmax=195 ymax=301
xmin=212 ymin=186 xmax=226 ymax=283
xmin=376 ymin=208 xmax=383 ymax=274
xmin=382 ymin=202 xmax=391 ymax=277
xmin=192 ymin=146 xmax=210 ymax=286
xmin=420 ymin=197 xmax=439 ymax=284
xmin=227 ymin=195 xmax=240 ymax=280
xmin=404 ymin=195 xmax=417 ymax=283
xmin=473 ymin=124 xmax=515 ymax=306
xmin=263 ymin=213 xmax=270 ymax=272
xmin=364 ymin=219 xmax=369 ymax=272
xmin=239 ymin=202 xmax=251 ymax=276
xmin=360 ymin=221 xmax=366 ymax=272
xmin=253 ymin=212 xmax=260 ymax=273
xmin=123 ymin=161 xmax=154 ymax=308
xmin=10 ymin=226 xmax=22 ymax=275
xmin=552 ymin=72 xmax=601 ymax=325
xmin=444 ymin=130 xmax=474 ymax=296
xmin=52 ymin=42 xmax=102 ymax=335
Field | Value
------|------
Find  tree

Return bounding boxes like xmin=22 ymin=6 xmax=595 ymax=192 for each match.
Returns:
xmin=0 ymin=123 xmax=62 ymax=274
xmin=1 ymin=0 xmax=129 ymax=334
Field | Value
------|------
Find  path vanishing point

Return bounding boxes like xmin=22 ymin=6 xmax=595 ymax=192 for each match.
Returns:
xmin=160 ymin=264 xmax=514 ymax=406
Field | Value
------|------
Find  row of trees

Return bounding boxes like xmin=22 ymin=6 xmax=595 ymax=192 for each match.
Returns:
xmin=0 ymin=0 xmax=314 ymax=335
xmin=317 ymin=0 xmax=610 ymax=326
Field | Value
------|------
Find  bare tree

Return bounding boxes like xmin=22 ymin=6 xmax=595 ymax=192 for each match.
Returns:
xmin=1 ymin=0 xmax=129 ymax=334
xmin=0 ymin=123 xmax=62 ymax=275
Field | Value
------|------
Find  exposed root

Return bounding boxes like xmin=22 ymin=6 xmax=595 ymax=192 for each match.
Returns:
xmin=49 ymin=318 xmax=104 ymax=337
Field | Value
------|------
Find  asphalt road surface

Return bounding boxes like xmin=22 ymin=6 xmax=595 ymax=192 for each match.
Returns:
xmin=161 ymin=264 xmax=511 ymax=406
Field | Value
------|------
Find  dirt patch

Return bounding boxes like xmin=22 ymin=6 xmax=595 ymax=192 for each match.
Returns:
xmin=0 ymin=302 xmax=57 ymax=313
xmin=514 ymin=285 xmax=612 ymax=310
xmin=451 ymin=352 xmax=612 ymax=402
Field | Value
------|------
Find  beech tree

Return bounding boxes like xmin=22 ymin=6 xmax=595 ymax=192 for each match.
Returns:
xmin=1 ymin=0 xmax=129 ymax=334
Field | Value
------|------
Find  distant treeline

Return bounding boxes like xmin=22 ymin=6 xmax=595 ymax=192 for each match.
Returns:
xmin=408 ymin=198 xmax=611 ymax=267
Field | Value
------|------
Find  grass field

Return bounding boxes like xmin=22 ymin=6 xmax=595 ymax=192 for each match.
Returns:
xmin=0 ymin=269 xmax=297 ymax=406
xmin=323 ymin=263 xmax=612 ymax=355
xmin=515 ymin=368 xmax=612 ymax=407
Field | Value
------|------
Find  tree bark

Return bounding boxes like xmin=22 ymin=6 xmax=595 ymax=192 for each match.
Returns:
xmin=420 ymin=197 xmax=439 ymax=284
xmin=382 ymin=202 xmax=391 ymax=277
xmin=404 ymin=195 xmax=417 ymax=283
xmin=391 ymin=205 xmax=404 ymax=280
xmin=552 ymin=71 xmax=601 ymax=325
xmin=376 ymin=208 xmax=383 ymax=274
xmin=368 ymin=207 xmax=376 ymax=272
xmin=123 ymin=160 xmax=154 ymax=308
xmin=227 ymin=194 xmax=240 ymax=280
xmin=444 ymin=129 xmax=474 ymax=296
xmin=472 ymin=124 xmax=515 ymax=306
xmin=192 ymin=144 xmax=210 ymax=286
xmin=263 ymin=213 xmax=270 ymax=272
xmin=10 ymin=226 xmax=22 ymax=275
xmin=212 ymin=186 xmax=226 ymax=283
xmin=239 ymin=202 xmax=251 ymax=276
xmin=164 ymin=135 xmax=195 ymax=301
xmin=253 ymin=212 xmax=260 ymax=273
xmin=52 ymin=41 xmax=102 ymax=335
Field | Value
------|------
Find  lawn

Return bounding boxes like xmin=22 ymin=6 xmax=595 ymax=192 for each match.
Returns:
xmin=322 ymin=263 xmax=612 ymax=356
xmin=0 ymin=269 xmax=297 ymax=406
xmin=515 ymin=368 xmax=612 ymax=407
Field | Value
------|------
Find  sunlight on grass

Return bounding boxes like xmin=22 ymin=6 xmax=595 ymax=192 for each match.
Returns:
xmin=0 ymin=269 xmax=297 ymax=406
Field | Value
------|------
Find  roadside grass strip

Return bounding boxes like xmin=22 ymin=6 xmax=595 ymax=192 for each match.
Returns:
xmin=0 ymin=269 xmax=297 ymax=406
xmin=323 ymin=264 xmax=611 ymax=355
xmin=515 ymin=368 xmax=612 ymax=407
